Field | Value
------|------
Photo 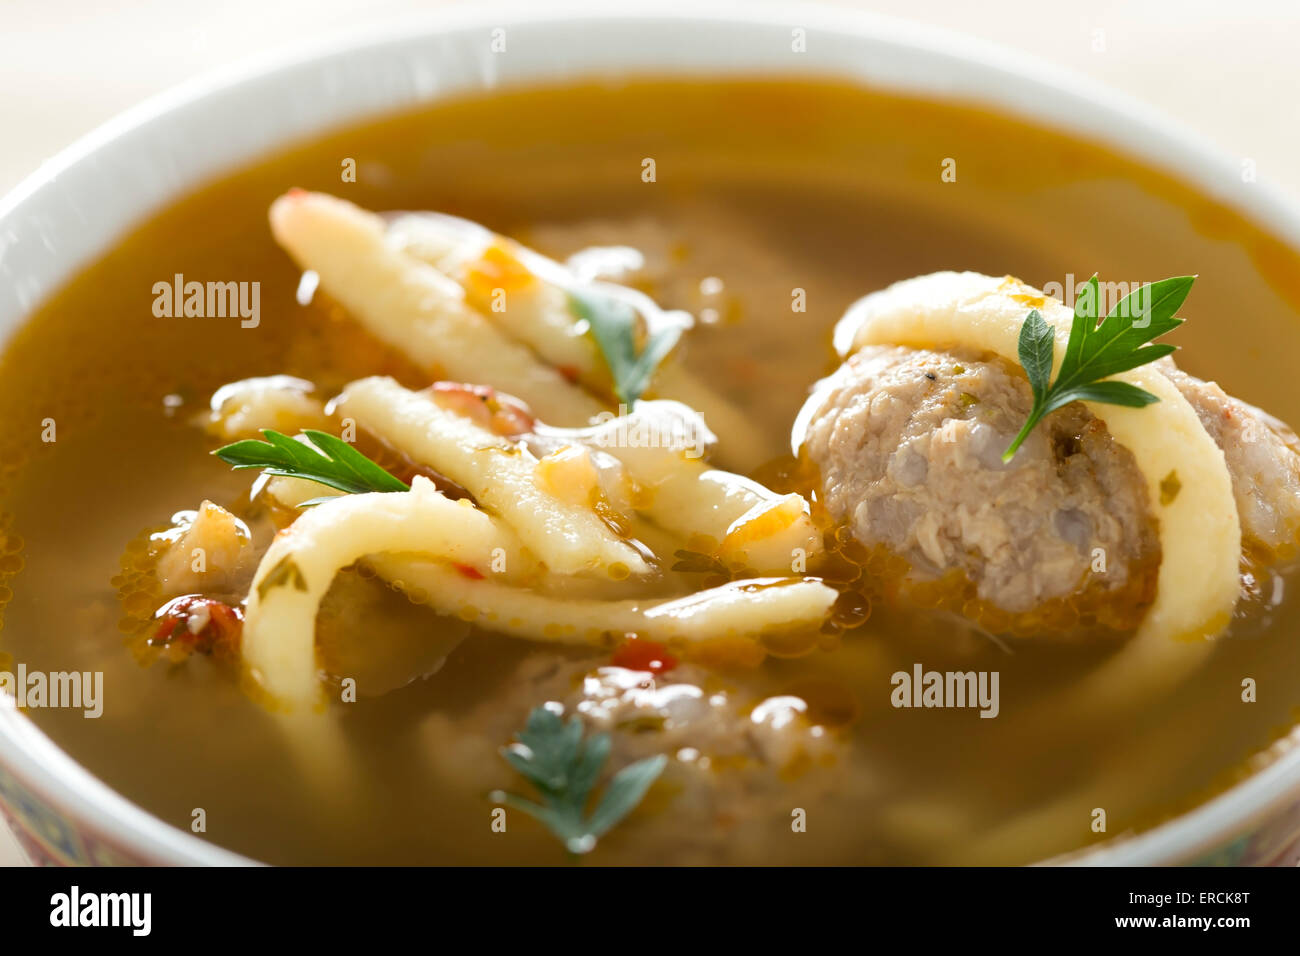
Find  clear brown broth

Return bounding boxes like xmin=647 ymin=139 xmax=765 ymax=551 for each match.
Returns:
xmin=2 ymin=78 xmax=1300 ymax=864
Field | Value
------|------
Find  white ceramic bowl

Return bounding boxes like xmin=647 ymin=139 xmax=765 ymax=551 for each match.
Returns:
xmin=3 ymin=2 xmax=1300 ymax=867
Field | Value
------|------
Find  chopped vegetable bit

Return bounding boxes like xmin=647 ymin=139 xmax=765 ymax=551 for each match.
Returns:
xmin=453 ymin=562 xmax=486 ymax=581
xmin=463 ymin=241 xmax=536 ymax=301
xmin=1160 ymin=469 xmax=1182 ymax=506
xmin=256 ymin=554 xmax=308 ymax=601
xmin=150 ymin=595 xmax=243 ymax=659
xmin=428 ymin=381 xmax=536 ymax=437
xmin=611 ymin=638 xmax=678 ymax=674
xmin=671 ymin=548 xmax=730 ymax=576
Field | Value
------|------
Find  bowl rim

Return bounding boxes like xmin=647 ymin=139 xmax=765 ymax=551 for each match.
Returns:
xmin=2 ymin=0 xmax=1299 ymax=867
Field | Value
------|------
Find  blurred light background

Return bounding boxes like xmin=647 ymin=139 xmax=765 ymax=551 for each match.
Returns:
xmin=4 ymin=0 xmax=1299 ymax=195
xmin=1 ymin=0 xmax=1298 ymax=865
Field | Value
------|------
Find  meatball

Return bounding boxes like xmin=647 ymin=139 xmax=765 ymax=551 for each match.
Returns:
xmin=421 ymin=650 xmax=867 ymax=864
xmin=799 ymin=343 xmax=1300 ymax=632
xmin=799 ymin=345 xmax=1159 ymax=627
xmin=1157 ymin=359 xmax=1300 ymax=558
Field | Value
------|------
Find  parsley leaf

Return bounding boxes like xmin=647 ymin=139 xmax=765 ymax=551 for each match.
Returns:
xmin=569 ymin=288 xmax=682 ymax=407
xmin=213 ymin=428 xmax=409 ymax=496
xmin=1002 ymin=275 xmax=1193 ymax=461
xmin=490 ymin=705 xmax=667 ymax=855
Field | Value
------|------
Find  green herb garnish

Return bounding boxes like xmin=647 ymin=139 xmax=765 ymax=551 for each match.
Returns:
xmin=570 ymin=289 xmax=681 ymax=407
xmin=1159 ymin=469 xmax=1182 ymax=506
xmin=255 ymin=554 xmax=308 ymax=601
xmin=490 ymin=705 xmax=667 ymax=855
xmin=1002 ymin=274 xmax=1193 ymax=462
xmin=213 ymin=429 xmax=409 ymax=496
xmin=670 ymin=548 xmax=730 ymax=576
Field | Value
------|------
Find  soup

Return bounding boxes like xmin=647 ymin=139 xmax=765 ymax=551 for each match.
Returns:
xmin=2 ymin=78 xmax=1300 ymax=865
